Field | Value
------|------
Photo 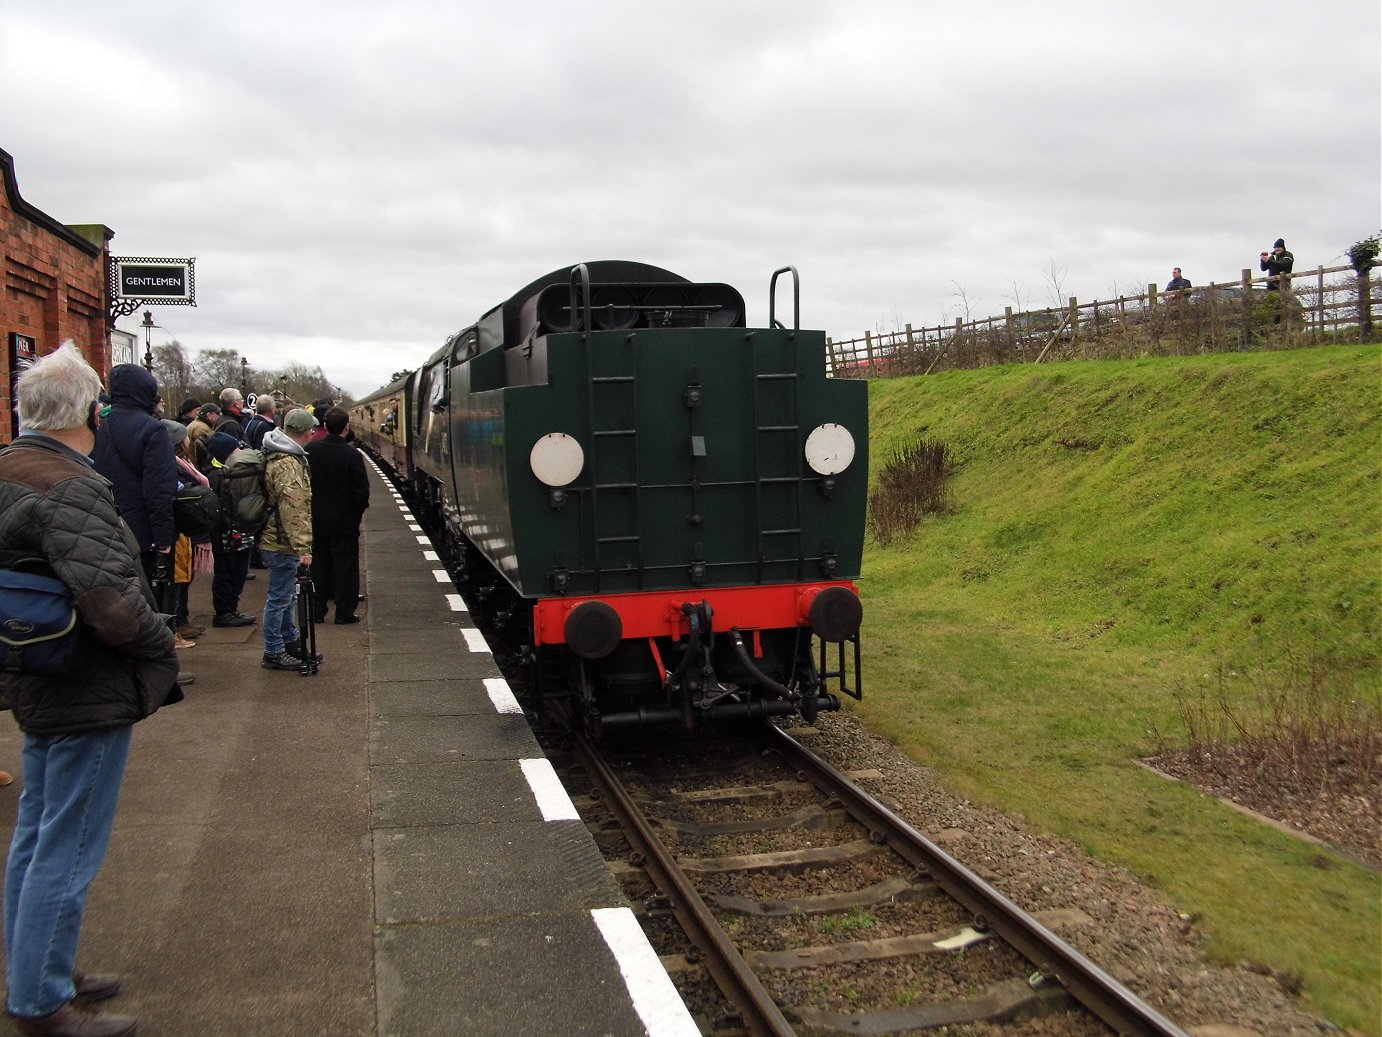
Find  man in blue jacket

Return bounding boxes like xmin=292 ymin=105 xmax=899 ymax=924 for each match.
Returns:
xmin=91 ymin=364 xmax=178 ymax=587
xmin=0 ymin=342 xmax=181 ymax=1037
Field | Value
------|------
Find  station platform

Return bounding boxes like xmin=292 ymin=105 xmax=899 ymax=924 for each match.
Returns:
xmin=0 ymin=460 xmax=699 ymax=1037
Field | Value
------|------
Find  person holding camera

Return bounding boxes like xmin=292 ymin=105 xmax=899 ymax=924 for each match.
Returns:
xmin=1260 ymin=238 xmax=1294 ymax=290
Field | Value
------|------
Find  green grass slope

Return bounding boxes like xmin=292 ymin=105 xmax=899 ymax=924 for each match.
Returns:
xmin=855 ymin=344 xmax=1380 ymax=1032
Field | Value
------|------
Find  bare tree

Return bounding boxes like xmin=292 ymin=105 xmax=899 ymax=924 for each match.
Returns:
xmin=948 ymin=281 xmax=978 ymax=323
xmin=195 ymin=349 xmax=246 ymax=395
xmin=1004 ymin=277 xmax=1033 ymax=314
xmin=152 ymin=341 xmax=195 ymax=405
xmin=1043 ymin=258 xmax=1069 ymax=309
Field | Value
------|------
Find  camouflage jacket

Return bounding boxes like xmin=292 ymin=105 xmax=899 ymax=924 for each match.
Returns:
xmin=260 ymin=428 xmax=313 ymax=556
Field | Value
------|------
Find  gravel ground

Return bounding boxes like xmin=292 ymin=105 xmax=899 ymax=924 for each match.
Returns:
xmin=793 ymin=711 xmax=1352 ymax=1037
xmin=1146 ymin=743 xmax=1379 ymax=872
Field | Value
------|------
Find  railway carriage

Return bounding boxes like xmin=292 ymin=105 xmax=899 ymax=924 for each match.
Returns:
xmin=352 ymin=373 xmax=413 ymax=483
xmin=354 ymin=261 xmax=867 ymax=735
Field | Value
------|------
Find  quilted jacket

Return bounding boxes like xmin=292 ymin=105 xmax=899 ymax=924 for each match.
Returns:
xmin=260 ymin=428 xmax=313 ymax=556
xmin=91 ymin=364 xmax=179 ymax=552
xmin=0 ymin=434 xmax=180 ymax=735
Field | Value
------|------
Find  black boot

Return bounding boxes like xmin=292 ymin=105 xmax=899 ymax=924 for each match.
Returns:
xmin=284 ymin=639 xmax=324 ymax=664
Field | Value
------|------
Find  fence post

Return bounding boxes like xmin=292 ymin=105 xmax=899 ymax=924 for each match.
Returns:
xmin=1241 ymin=269 xmax=1253 ymax=348
xmin=864 ymin=330 xmax=875 ymax=368
xmin=1315 ymin=265 xmax=1324 ymax=338
xmin=1068 ymin=297 xmax=1078 ymax=348
xmin=1360 ymin=270 xmax=1374 ymax=341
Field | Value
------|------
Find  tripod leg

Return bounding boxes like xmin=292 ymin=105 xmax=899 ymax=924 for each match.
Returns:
xmin=296 ymin=568 xmax=318 ymax=675
xmin=304 ymin=577 xmax=318 ymax=674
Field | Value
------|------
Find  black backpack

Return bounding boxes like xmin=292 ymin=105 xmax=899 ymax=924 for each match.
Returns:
xmin=172 ymin=481 xmax=222 ymax=537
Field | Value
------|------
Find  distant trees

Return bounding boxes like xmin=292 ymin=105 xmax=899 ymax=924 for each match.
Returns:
xmin=134 ymin=343 xmax=352 ymax=411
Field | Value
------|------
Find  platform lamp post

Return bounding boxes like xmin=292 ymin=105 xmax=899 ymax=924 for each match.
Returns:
xmin=141 ymin=311 xmax=155 ymax=373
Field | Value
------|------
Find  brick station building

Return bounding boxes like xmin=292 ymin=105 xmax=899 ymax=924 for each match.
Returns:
xmin=1 ymin=147 xmax=114 ymax=444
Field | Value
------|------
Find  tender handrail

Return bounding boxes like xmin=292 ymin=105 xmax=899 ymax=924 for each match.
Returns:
xmin=769 ymin=266 xmax=800 ymax=331
xmin=568 ymin=264 xmax=592 ymax=333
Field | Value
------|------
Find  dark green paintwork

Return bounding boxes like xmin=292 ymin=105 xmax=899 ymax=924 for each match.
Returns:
xmin=448 ymin=325 xmax=867 ymax=600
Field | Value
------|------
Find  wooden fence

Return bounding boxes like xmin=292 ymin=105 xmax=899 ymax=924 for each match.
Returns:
xmin=825 ymin=263 xmax=1379 ymax=378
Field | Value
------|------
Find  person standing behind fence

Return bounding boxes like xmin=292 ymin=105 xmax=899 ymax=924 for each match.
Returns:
xmin=1260 ymin=238 xmax=1294 ymax=290
xmin=1165 ymin=267 xmax=1191 ymax=291
xmin=0 ymin=342 xmax=180 ymax=1037
xmin=306 ymin=407 xmax=369 ymax=625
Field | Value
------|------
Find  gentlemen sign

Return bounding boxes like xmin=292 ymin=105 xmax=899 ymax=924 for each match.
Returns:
xmin=108 ymin=257 xmax=196 ymax=318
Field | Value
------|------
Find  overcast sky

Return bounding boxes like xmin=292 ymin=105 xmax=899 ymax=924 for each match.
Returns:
xmin=3 ymin=1 xmax=1378 ymax=396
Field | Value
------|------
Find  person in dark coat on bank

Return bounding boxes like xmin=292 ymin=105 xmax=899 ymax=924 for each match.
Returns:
xmin=1259 ymin=238 xmax=1294 ymax=290
xmin=305 ymin=407 xmax=369 ymax=624
xmin=91 ymin=363 xmax=178 ymax=586
xmin=0 ymin=342 xmax=180 ymax=1037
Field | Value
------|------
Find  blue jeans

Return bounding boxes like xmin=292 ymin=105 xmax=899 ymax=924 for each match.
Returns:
xmin=262 ymin=550 xmax=301 ymax=655
xmin=5 ymin=726 xmax=132 ymax=1018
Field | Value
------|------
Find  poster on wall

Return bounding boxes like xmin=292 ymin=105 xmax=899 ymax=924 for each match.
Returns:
xmin=9 ymin=332 xmax=37 ymax=436
xmin=110 ymin=329 xmax=136 ymax=367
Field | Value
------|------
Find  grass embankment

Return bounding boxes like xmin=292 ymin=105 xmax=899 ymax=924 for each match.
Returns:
xmin=855 ymin=344 xmax=1380 ymax=1033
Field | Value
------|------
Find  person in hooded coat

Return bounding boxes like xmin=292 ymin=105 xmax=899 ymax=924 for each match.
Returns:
xmin=91 ymin=364 xmax=178 ymax=585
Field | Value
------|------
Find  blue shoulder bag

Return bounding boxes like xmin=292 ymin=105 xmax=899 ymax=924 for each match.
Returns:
xmin=0 ymin=563 xmax=80 ymax=675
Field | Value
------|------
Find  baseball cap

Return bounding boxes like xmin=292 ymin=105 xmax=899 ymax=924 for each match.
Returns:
xmin=283 ymin=408 xmax=318 ymax=433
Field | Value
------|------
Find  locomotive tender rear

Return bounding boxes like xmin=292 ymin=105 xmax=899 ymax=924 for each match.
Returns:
xmin=355 ymin=261 xmax=866 ymax=735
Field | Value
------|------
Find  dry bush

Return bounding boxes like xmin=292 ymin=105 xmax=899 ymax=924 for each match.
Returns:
xmin=868 ymin=439 xmax=954 ymax=545
xmin=1158 ymin=652 xmax=1380 ymax=794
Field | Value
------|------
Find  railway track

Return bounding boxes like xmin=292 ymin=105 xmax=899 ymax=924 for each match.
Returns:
xmin=560 ymin=720 xmax=1193 ymax=1037
xmin=396 ymin=477 xmax=1196 ymax=1035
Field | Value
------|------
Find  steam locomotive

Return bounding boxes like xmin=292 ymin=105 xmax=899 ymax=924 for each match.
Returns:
xmin=352 ymin=261 xmax=866 ymax=736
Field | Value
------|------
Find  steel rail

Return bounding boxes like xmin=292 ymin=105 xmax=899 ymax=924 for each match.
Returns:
xmin=572 ymin=728 xmax=798 ymax=1037
xmin=763 ymin=722 xmax=1193 ymax=1037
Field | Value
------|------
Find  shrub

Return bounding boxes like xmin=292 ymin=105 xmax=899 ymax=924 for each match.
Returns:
xmin=1346 ymin=232 xmax=1381 ymax=275
xmin=868 ymin=439 xmax=954 ymax=545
